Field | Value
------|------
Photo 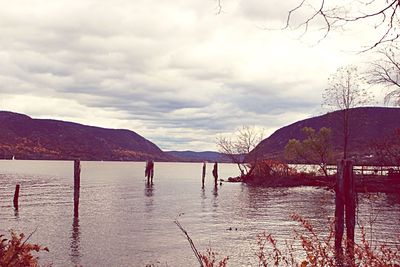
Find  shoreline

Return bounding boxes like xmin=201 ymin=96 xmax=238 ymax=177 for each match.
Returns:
xmin=226 ymin=174 xmax=400 ymax=194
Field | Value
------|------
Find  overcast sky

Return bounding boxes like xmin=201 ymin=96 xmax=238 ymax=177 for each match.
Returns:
xmin=0 ymin=0 xmax=389 ymax=151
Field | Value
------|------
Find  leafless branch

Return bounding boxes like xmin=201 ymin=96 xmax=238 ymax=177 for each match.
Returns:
xmin=367 ymin=47 xmax=400 ymax=105
xmin=216 ymin=126 xmax=264 ymax=174
xmin=284 ymin=0 xmax=307 ymax=29
xmin=282 ymin=0 xmax=400 ymax=51
xmin=216 ymin=0 xmax=222 ymax=14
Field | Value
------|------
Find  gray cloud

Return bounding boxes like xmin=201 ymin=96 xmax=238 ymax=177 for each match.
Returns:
xmin=0 ymin=0 xmax=374 ymax=151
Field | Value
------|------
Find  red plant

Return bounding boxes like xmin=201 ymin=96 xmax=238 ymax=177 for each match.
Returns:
xmin=199 ymin=248 xmax=229 ymax=267
xmin=252 ymin=159 xmax=297 ymax=178
xmin=0 ymin=231 xmax=49 ymax=267
xmin=256 ymin=214 xmax=400 ymax=267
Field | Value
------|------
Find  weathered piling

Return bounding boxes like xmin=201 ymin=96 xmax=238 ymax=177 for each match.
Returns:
xmin=344 ymin=160 xmax=356 ymax=261
xmin=335 ymin=159 xmax=356 ymax=265
xmin=212 ymin=162 xmax=218 ymax=186
xmin=202 ymin=162 xmax=206 ymax=188
xmin=145 ymin=160 xmax=154 ymax=184
xmin=74 ymin=159 xmax=81 ymax=216
xmin=13 ymin=184 xmax=20 ymax=210
xmin=335 ymin=160 xmax=345 ymax=264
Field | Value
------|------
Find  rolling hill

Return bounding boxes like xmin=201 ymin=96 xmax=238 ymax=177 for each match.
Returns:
xmin=0 ymin=111 xmax=172 ymax=161
xmin=249 ymin=107 xmax=400 ymax=163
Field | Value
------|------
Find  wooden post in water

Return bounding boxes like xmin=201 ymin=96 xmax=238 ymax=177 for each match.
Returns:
xmin=212 ymin=162 xmax=218 ymax=186
xmin=202 ymin=162 xmax=206 ymax=188
xmin=13 ymin=184 xmax=20 ymax=210
xmin=335 ymin=160 xmax=345 ymax=265
xmin=74 ymin=159 xmax=81 ymax=216
xmin=335 ymin=159 xmax=356 ymax=266
xmin=344 ymin=160 xmax=356 ymax=262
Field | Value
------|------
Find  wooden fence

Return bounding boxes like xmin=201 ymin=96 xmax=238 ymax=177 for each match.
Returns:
xmin=327 ymin=164 xmax=400 ymax=177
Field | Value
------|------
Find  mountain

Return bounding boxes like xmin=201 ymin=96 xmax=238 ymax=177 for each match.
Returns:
xmin=249 ymin=107 xmax=400 ymax=163
xmin=165 ymin=150 xmax=230 ymax=162
xmin=0 ymin=111 xmax=172 ymax=161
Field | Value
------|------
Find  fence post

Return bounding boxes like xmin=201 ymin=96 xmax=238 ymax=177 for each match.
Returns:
xmin=335 ymin=159 xmax=356 ymax=266
xmin=345 ymin=160 xmax=356 ymax=262
xmin=335 ymin=160 xmax=345 ymax=265
xmin=74 ymin=159 xmax=81 ymax=216
xmin=13 ymin=184 xmax=20 ymax=210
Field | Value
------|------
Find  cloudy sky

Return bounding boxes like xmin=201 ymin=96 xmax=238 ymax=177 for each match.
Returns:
xmin=0 ymin=0 xmax=389 ymax=151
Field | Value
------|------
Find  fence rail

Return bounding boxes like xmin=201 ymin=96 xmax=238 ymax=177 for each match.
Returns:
xmin=326 ymin=165 xmax=400 ymax=177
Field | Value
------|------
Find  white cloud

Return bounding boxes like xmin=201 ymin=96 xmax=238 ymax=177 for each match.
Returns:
xmin=0 ymin=0 xmax=387 ymax=151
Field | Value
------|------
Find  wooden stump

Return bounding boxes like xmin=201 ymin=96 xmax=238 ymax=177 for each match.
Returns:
xmin=335 ymin=160 xmax=345 ymax=264
xmin=335 ymin=159 xmax=356 ymax=266
xmin=13 ymin=184 xmax=20 ymax=210
xmin=344 ymin=160 xmax=355 ymax=262
xmin=74 ymin=159 xmax=81 ymax=216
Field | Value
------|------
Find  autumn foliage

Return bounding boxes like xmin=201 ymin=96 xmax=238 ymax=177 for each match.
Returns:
xmin=184 ymin=214 xmax=400 ymax=267
xmin=251 ymin=159 xmax=296 ymax=178
xmin=199 ymin=248 xmax=229 ymax=267
xmin=255 ymin=214 xmax=400 ymax=267
xmin=0 ymin=231 xmax=48 ymax=267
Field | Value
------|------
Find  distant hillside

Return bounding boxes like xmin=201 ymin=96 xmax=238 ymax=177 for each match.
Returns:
xmin=165 ymin=151 xmax=231 ymax=162
xmin=0 ymin=111 xmax=172 ymax=161
xmin=249 ymin=107 xmax=400 ymax=163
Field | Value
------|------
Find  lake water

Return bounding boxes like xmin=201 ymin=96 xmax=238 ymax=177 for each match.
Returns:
xmin=0 ymin=160 xmax=399 ymax=266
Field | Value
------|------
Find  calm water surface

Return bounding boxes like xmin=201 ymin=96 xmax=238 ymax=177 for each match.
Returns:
xmin=0 ymin=160 xmax=399 ymax=266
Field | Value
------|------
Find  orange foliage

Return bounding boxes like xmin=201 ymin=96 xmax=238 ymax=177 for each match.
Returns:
xmin=252 ymin=159 xmax=297 ymax=177
xmin=255 ymin=214 xmax=400 ymax=267
xmin=0 ymin=231 xmax=49 ymax=267
xmin=199 ymin=248 xmax=229 ymax=267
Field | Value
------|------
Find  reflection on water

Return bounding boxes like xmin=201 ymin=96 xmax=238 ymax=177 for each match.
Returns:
xmin=144 ymin=182 xmax=155 ymax=214
xmin=70 ymin=215 xmax=81 ymax=266
xmin=200 ymin=188 xmax=206 ymax=200
xmin=144 ymin=182 xmax=155 ymax=198
xmin=212 ymin=185 xmax=219 ymax=209
xmin=0 ymin=161 xmax=398 ymax=266
xmin=14 ymin=209 xmax=20 ymax=220
xmin=212 ymin=185 xmax=218 ymax=197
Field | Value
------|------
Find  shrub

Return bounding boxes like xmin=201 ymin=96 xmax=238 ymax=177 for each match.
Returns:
xmin=177 ymin=214 xmax=400 ymax=266
xmin=199 ymin=248 xmax=229 ymax=267
xmin=250 ymin=159 xmax=297 ymax=178
xmin=256 ymin=214 xmax=400 ymax=267
xmin=0 ymin=231 xmax=49 ymax=267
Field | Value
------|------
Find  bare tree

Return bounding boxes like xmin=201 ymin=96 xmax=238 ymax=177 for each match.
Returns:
xmin=368 ymin=47 xmax=400 ymax=105
xmin=280 ymin=1 xmax=400 ymax=104
xmin=282 ymin=0 xmax=400 ymax=51
xmin=323 ymin=65 xmax=374 ymax=159
xmin=216 ymin=126 xmax=264 ymax=175
xmin=216 ymin=1 xmax=400 ymax=50
xmin=216 ymin=1 xmax=400 ymax=104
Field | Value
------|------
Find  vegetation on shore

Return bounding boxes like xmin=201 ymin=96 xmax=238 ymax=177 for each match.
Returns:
xmin=5 ymin=203 xmax=398 ymax=267
xmin=0 ymin=230 xmax=49 ymax=267
xmin=284 ymin=127 xmax=333 ymax=178
xmin=172 ymin=214 xmax=400 ymax=267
